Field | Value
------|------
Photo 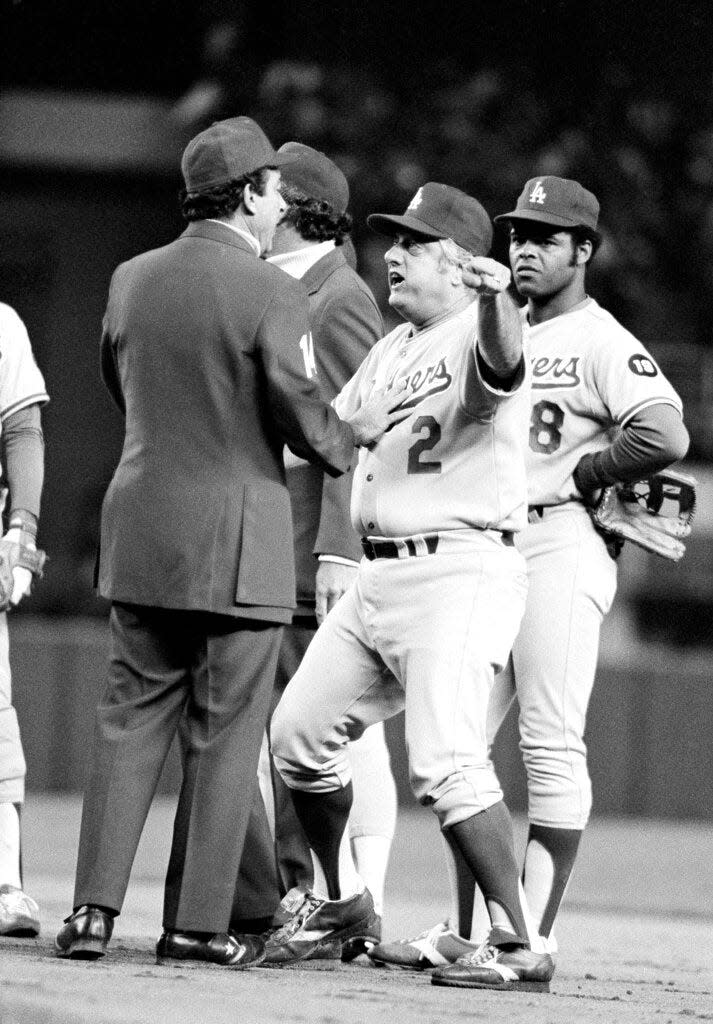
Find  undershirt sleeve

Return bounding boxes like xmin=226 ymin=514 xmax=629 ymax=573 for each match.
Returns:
xmin=1 ymin=402 xmax=45 ymax=529
xmin=586 ymin=402 xmax=690 ymax=488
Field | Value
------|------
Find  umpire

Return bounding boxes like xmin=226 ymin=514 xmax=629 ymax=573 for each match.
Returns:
xmin=54 ymin=116 xmax=397 ymax=969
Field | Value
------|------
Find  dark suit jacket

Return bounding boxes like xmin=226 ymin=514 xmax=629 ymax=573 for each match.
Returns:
xmin=283 ymin=246 xmax=382 ymax=614
xmin=97 ymin=220 xmax=354 ymax=624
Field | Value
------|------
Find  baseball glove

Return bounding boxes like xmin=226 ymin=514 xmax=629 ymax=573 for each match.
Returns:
xmin=589 ymin=469 xmax=696 ymax=562
xmin=0 ymin=531 xmax=47 ymax=611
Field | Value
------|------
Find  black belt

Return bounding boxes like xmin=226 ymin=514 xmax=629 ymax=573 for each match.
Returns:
xmin=528 ymin=504 xmax=581 ymax=521
xmin=361 ymin=535 xmax=439 ymax=560
xmin=361 ymin=531 xmax=513 ymax=560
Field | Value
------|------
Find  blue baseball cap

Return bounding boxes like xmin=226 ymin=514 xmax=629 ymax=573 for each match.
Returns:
xmin=367 ymin=182 xmax=493 ymax=257
xmin=181 ymin=116 xmax=294 ymax=193
xmin=278 ymin=142 xmax=350 ymax=216
xmin=494 ymin=176 xmax=600 ymax=231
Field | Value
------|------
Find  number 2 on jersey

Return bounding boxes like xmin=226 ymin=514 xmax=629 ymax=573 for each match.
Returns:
xmin=407 ymin=415 xmax=442 ymax=474
xmin=530 ymin=400 xmax=564 ymax=454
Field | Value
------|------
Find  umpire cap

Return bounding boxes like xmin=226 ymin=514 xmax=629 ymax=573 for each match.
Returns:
xmin=367 ymin=182 xmax=493 ymax=257
xmin=494 ymin=176 xmax=600 ymax=231
xmin=278 ymin=142 xmax=350 ymax=216
xmin=181 ymin=116 xmax=295 ymax=193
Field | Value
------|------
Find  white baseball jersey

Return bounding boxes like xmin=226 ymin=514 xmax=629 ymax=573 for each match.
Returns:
xmin=525 ymin=298 xmax=682 ymax=506
xmin=0 ymin=302 xmax=49 ymax=443
xmin=334 ymin=301 xmax=530 ymax=536
xmin=0 ymin=303 xmax=48 ymax=805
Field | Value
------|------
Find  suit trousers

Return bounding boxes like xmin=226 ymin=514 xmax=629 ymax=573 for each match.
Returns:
xmin=73 ymin=601 xmax=281 ymax=933
xmin=233 ymin=621 xmax=314 ymax=920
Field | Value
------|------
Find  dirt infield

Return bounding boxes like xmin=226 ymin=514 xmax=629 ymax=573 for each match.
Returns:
xmin=1 ymin=796 xmax=712 ymax=1024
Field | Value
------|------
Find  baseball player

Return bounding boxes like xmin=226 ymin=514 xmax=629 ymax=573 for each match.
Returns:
xmin=234 ymin=141 xmax=397 ymax=949
xmin=0 ymin=302 xmax=48 ymax=939
xmin=368 ymin=176 xmax=689 ymax=973
xmin=266 ymin=182 xmax=557 ymax=992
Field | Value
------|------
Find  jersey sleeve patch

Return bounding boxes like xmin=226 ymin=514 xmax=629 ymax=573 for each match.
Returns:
xmin=628 ymin=352 xmax=659 ymax=377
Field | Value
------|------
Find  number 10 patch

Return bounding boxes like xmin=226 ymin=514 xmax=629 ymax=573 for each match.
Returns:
xmin=628 ymin=353 xmax=658 ymax=377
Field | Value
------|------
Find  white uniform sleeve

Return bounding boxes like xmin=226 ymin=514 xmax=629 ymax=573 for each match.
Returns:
xmin=0 ymin=304 xmax=49 ymax=421
xmin=591 ymin=328 xmax=681 ymax=426
xmin=463 ymin=321 xmax=530 ymax=417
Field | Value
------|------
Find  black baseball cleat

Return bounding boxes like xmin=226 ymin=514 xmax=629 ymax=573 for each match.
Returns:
xmin=262 ymin=886 xmax=310 ymax=938
xmin=156 ymin=930 xmax=265 ymax=968
xmin=264 ymin=888 xmax=376 ymax=964
xmin=431 ymin=942 xmax=555 ymax=992
xmin=340 ymin=913 xmax=381 ymax=962
xmin=54 ymin=905 xmax=114 ymax=960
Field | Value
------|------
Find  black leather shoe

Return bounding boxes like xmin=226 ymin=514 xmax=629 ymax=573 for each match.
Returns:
xmin=54 ymin=905 xmax=114 ymax=960
xmin=341 ymin=913 xmax=382 ymax=963
xmin=156 ymin=930 xmax=265 ymax=968
xmin=229 ymin=915 xmax=274 ymax=935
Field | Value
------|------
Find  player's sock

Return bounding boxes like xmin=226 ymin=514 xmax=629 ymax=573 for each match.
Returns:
xmin=290 ymin=783 xmax=361 ymax=901
xmin=445 ymin=802 xmax=532 ymax=947
xmin=257 ymin=731 xmax=276 ymax=840
xmin=0 ymin=802 xmax=21 ymax=889
xmin=522 ymin=823 xmax=582 ymax=939
xmin=348 ymin=722 xmax=397 ymax=918
xmin=349 ymin=835 xmax=389 ymax=916
xmin=441 ymin=829 xmax=476 ymax=938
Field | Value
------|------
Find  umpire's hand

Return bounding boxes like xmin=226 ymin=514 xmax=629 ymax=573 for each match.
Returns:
xmin=345 ymin=379 xmax=414 ymax=447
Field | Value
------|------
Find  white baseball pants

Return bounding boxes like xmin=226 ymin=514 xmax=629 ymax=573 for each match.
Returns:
xmin=488 ymin=505 xmax=617 ymax=828
xmin=0 ymin=614 xmax=25 ymax=804
xmin=272 ymin=531 xmax=528 ymax=830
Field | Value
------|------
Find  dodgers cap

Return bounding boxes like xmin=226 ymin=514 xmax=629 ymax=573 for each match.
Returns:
xmin=494 ymin=176 xmax=600 ymax=231
xmin=181 ymin=116 xmax=294 ymax=193
xmin=367 ymin=182 xmax=493 ymax=257
xmin=278 ymin=142 xmax=350 ymax=216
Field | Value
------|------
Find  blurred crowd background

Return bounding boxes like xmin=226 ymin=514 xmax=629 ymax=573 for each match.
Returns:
xmin=0 ymin=0 xmax=711 ymax=808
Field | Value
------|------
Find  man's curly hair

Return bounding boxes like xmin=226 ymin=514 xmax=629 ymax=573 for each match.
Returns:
xmin=571 ymin=225 xmax=602 ymax=262
xmin=179 ymin=167 xmax=272 ymax=221
xmin=280 ymin=184 xmax=352 ymax=245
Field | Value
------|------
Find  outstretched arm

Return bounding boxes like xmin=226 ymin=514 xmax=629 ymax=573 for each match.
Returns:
xmin=461 ymin=257 xmax=523 ymax=382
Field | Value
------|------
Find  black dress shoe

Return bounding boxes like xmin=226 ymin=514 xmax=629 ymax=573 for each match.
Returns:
xmin=156 ymin=930 xmax=265 ymax=968
xmin=229 ymin=915 xmax=274 ymax=935
xmin=54 ymin=905 xmax=114 ymax=960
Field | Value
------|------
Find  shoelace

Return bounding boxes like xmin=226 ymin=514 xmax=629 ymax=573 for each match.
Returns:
xmin=270 ymin=893 xmax=324 ymax=941
xmin=400 ymin=920 xmax=448 ymax=948
xmin=457 ymin=941 xmax=497 ymax=967
xmin=281 ymin=889 xmax=308 ymax=914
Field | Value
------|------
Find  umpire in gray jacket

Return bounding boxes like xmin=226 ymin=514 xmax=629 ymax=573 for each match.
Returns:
xmin=55 ymin=116 xmax=410 ymax=969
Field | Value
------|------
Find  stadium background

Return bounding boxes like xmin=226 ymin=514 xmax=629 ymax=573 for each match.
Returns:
xmin=0 ymin=0 xmax=712 ymax=818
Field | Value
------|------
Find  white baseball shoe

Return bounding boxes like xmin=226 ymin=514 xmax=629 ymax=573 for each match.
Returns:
xmin=0 ymin=884 xmax=40 ymax=937
xmin=368 ymin=920 xmax=480 ymax=970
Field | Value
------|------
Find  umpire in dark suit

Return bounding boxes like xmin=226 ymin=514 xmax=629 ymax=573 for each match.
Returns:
xmin=55 ymin=116 xmax=409 ymax=969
